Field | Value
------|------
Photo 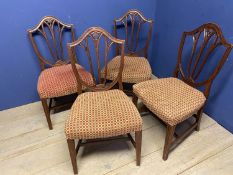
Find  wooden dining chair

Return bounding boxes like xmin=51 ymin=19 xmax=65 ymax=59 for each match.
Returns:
xmin=28 ymin=16 xmax=93 ymax=130
xmin=133 ymin=23 xmax=232 ymax=160
xmin=101 ymin=9 xmax=153 ymax=93
xmin=65 ymin=27 xmax=143 ymax=174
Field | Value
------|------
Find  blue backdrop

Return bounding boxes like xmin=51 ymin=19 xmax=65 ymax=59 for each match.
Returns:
xmin=0 ymin=0 xmax=156 ymax=109
xmin=0 ymin=0 xmax=233 ymax=133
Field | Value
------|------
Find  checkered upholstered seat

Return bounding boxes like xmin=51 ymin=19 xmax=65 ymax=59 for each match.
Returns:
xmin=65 ymin=89 xmax=143 ymax=140
xmin=102 ymin=56 xmax=152 ymax=84
xmin=133 ymin=78 xmax=206 ymax=126
xmin=38 ymin=64 xmax=93 ymax=99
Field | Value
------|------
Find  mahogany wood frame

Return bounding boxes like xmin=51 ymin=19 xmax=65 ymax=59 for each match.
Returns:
xmin=28 ymin=16 xmax=76 ymax=130
xmin=133 ymin=23 xmax=232 ymax=160
xmin=67 ymin=27 xmax=125 ymax=92
xmin=67 ymin=132 xmax=142 ymax=174
xmin=67 ymin=27 xmax=142 ymax=174
xmin=114 ymin=9 xmax=153 ymax=58
xmin=114 ymin=10 xmax=153 ymax=94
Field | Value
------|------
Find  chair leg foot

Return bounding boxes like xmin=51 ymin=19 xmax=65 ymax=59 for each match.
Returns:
xmin=163 ymin=125 xmax=176 ymax=161
xmin=135 ymin=130 xmax=142 ymax=166
xmin=67 ymin=139 xmax=78 ymax=174
xmin=196 ymin=109 xmax=203 ymax=131
xmin=41 ymin=99 xmax=53 ymax=130
xmin=132 ymin=94 xmax=138 ymax=107
xmin=196 ymin=122 xmax=201 ymax=131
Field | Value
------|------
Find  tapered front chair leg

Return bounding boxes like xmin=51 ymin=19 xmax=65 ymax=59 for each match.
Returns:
xmin=196 ymin=109 xmax=203 ymax=131
xmin=67 ymin=139 xmax=78 ymax=174
xmin=135 ymin=130 xmax=142 ymax=166
xmin=163 ymin=125 xmax=176 ymax=160
xmin=41 ymin=99 xmax=53 ymax=130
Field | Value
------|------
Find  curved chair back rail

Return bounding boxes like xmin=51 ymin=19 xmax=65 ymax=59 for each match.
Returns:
xmin=114 ymin=9 xmax=153 ymax=58
xmin=174 ymin=23 xmax=233 ymax=97
xmin=28 ymin=16 xmax=75 ymax=70
xmin=67 ymin=27 xmax=125 ymax=93
xmin=132 ymin=23 xmax=233 ymax=161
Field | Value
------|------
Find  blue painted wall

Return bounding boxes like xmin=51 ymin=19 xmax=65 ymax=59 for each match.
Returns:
xmin=153 ymin=0 xmax=233 ymax=132
xmin=0 ymin=0 xmax=156 ymax=110
xmin=1 ymin=0 xmax=232 ymax=133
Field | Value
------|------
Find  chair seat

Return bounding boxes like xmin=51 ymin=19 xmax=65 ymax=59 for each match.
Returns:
xmin=102 ymin=56 xmax=152 ymax=84
xmin=65 ymin=89 xmax=143 ymax=140
xmin=37 ymin=64 xmax=93 ymax=99
xmin=133 ymin=78 xmax=206 ymax=126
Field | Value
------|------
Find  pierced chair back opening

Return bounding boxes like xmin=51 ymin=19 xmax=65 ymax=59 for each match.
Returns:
xmin=67 ymin=27 xmax=125 ymax=93
xmin=114 ymin=9 xmax=153 ymax=57
xmin=28 ymin=16 xmax=92 ymax=130
xmin=133 ymin=23 xmax=232 ymax=161
xmin=103 ymin=10 xmax=153 ymax=91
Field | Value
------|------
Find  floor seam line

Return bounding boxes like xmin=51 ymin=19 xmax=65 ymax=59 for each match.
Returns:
xmin=0 ymin=138 xmax=65 ymax=162
xmin=103 ymin=148 xmax=163 ymax=175
xmin=32 ymin=159 xmax=70 ymax=175
xmin=0 ymin=121 xmax=66 ymax=142
xmin=0 ymin=112 xmax=44 ymax=124
xmin=177 ymin=143 xmax=233 ymax=175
